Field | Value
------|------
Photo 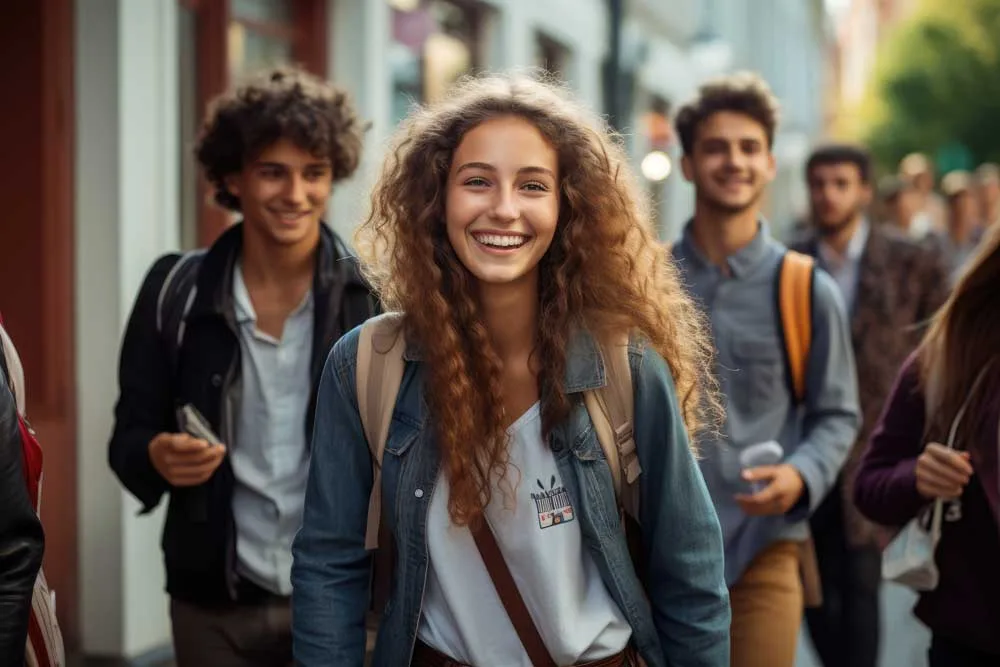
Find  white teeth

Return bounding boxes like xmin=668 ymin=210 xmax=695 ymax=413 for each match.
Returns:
xmin=474 ymin=233 xmax=528 ymax=248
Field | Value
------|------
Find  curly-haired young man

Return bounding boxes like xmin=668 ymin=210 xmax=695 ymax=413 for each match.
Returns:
xmin=671 ymin=72 xmax=860 ymax=667
xmin=108 ymin=67 xmax=377 ymax=667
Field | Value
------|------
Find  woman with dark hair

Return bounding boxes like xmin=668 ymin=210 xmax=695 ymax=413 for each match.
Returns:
xmin=855 ymin=224 xmax=1000 ymax=666
xmin=0 ymin=327 xmax=44 ymax=666
xmin=291 ymin=74 xmax=730 ymax=667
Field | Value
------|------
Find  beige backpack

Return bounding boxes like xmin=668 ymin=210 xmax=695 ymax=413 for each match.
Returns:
xmin=355 ymin=312 xmax=640 ymax=611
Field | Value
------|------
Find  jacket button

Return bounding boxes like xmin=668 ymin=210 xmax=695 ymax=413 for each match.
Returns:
xmin=211 ymin=374 xmax=222 ymax=387
xmin=414 ymin=489 xmax=424 ymax=499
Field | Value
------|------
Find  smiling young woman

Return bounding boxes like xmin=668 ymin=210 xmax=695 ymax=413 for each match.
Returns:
xmin=291 ymin=73 xmax=731 ymax=667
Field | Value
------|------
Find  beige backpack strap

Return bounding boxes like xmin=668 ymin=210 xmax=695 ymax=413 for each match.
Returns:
xmin=356 ymin=312 xmax=407 ymax=550
xmin=584 ymin=335 xmax=639 ymax=522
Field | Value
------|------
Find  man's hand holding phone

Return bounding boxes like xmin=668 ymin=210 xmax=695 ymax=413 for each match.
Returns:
xmin=150 ymin=404 xmax=227 ymax=486
xmin=149 ymin=433 xmax=227 ymax=486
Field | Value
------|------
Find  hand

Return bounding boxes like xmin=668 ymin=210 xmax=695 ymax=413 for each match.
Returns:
xmin=735 ymin=464 xmax=805 ymax=516
xmin=149 ymin=432 xmax=226 ymax=487
xmin=915 ymin=443 xmax=972 ymax=500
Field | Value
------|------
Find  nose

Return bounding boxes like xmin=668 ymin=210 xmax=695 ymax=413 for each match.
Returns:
xmin=490 ymin=185 xmax=520 ymax=223
xmin=726 ymin=146 xmax=748 ymax=170
xmin=284 ymin=173 xmax=308 ymax=207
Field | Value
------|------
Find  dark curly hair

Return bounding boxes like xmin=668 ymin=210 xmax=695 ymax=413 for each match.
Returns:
xmin=195 ymin=66 xmax=367 ymax=211
xmin=675 ymin=71 xmax=780 ymax=156
xmin=357 ymin=73 xmax=720 ymax=527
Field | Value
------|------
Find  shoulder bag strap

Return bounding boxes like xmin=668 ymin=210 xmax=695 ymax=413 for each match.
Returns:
xmin=470 ymin=521 xmax=558 ymax=667
xmin=928 ymin=362 xmax=995 ymax=544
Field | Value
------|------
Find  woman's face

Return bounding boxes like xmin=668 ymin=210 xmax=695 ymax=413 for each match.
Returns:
xmin=445 ymin=116 xmax=560 ymax=290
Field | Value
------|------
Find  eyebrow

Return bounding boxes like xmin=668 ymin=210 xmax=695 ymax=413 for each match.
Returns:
xmin=455 ymin=162 xmax=556 ymax=179
xmin=253 ymin=160 xmax=332 ymax=169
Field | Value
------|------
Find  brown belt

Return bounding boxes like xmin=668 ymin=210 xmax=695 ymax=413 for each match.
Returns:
xmin=411 ymin=639 xmax=635 ymax=667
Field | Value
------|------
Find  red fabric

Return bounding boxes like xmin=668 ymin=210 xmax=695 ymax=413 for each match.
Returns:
xmin=19 ymin=416 xmax=42 ymax=510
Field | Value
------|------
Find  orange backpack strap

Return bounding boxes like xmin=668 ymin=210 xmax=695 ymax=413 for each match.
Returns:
xmin=777 ymin=251 xmax=815 ymax=404
xmin=356 ymin=312 xmax=407 ymax=550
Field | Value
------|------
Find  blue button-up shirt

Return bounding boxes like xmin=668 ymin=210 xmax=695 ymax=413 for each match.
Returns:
xmin=672 ymin=221 xmax=860 ymax=586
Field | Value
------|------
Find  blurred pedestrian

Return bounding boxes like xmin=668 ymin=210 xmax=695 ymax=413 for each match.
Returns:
xmin=878 ymin=174 xmax=922 ymax=234
xmin=938 ymin=171 xmax=983 ymax=284
xmin=899 ymin=152 xmax=947 ymax=238
xmin=854 ymin=223 xmax=1000 ymax=667
xmin=0 ymin=324 xmax=44 ymax=666
xmin=794 ymin=144 xmax=949 ymax=667
xmin=292 ymin=73 xmax=730 ymax=667
xmin=107 ymin=66 xmax=376 ymax=667
xmin=974 ymin=162 xmax=999 ymax=229
xmin=671 ymin=73 xmax=860 ymax=667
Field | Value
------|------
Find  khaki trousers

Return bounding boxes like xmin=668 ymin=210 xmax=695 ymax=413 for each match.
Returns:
xmin=729 ymin=540 xmax=803 ymax=667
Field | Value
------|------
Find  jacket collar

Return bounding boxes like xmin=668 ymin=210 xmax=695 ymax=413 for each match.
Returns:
xmin=186 ymin=221 xmax=363 ymax=324
xmin=403 ymin=326 xmax=609 ymax=394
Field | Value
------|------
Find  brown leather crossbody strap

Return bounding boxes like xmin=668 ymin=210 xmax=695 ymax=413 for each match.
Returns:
xmin=470 ymin=520 xmax=557 ymax=667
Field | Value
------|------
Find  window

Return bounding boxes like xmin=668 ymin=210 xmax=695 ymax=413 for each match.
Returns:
xmin=389 ymin=0 xmax=486 ymax=123
xmin=228 ymin=0 xmax=295 ymax=78
xmin=177 ymin=0 xmax=328 ymax=249
xmin=534 ymin=32 xmax=569 ymax=81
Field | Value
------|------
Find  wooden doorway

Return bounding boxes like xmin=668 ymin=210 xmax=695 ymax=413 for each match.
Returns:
xmin=0 ymin=0 xmax=78 ymax=650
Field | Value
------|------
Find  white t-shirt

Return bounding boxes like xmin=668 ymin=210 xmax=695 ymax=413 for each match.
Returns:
xmin=417 ymin=402 xmax=632 ymax=666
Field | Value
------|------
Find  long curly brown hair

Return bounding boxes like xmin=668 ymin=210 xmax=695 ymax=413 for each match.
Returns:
xmin=357 ymin=74 xmax=719 ymax=525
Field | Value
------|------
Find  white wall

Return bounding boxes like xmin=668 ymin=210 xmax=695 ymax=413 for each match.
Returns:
xmin=76 ymin=0 xmax=179 ymax=657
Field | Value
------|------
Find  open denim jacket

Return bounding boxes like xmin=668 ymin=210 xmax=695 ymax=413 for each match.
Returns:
xmin=291 ymin=325 xmax=730 ymax=667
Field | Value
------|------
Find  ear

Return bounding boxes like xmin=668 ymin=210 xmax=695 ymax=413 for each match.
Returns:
xmin=860 ymin=182 xmax=874 ymax=208
xmin=681 ymin=155 xmax=695 ymax=183
xmin=764 ymin=152 xmax=777 ymax=183
xmin=224 ymin=173 xmax=241 ymax=199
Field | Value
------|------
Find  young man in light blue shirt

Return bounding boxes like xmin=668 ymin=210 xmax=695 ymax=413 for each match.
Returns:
xmin=671 ymin=72 xmax=861 ymax=667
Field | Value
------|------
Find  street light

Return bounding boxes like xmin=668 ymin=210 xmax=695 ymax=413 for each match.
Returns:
xmin=641 ymin=150 xmax=672 ymax=182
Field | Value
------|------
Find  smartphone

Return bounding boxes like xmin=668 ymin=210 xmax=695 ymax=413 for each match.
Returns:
xmin=738 ymin=440 xmax=784 ymax=494
xmin=177 ymin=403 xmax=223 ymax=446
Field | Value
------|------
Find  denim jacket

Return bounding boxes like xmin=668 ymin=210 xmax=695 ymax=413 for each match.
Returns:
xmin=291 ymin=325 xmax=730 ymax=667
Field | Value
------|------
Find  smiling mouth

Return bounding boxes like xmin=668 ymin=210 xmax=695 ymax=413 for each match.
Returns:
xmin=270 ymin=209 xmax=311 ymax=222
xmin=471 ymin=232 xmax=532 ymax=250
xmin=717 ymin=177 xmax=752 ymax=188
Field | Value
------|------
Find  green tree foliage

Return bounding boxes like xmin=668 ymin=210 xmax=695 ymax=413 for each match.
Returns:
xmin=861 ymin=0 xmax=1000 ymax=170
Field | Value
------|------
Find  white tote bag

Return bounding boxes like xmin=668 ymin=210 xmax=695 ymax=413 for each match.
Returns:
xmin=881 ymin=365 xmax=989 ymax=591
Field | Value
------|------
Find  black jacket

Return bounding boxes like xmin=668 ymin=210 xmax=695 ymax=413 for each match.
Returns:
xmin=108 ymin=223 xmax=376 ymax=606
xmin=0 ymin=363 xmax=44 ymax=665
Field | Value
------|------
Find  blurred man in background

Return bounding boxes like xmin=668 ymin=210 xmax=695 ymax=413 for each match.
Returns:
xmin=974 ymin=162 xmax=1000 ymax=229
xmin=795 ymin=144 xmax=950 ymax=667
xmin=900 ymin=152 xmax=947 ymax=239
xmin=939 ymin=170 xmax=984 ymax=283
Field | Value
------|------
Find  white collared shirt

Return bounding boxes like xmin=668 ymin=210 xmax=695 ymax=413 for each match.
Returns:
xmin=817 ymin=218 xmax=869 ymax=313
xmin=230 ymin=261 xmax=314 ymax=595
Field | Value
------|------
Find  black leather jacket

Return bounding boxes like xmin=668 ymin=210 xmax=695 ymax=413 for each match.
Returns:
xmin=0 ymin=366 xmax=44 ymax=666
